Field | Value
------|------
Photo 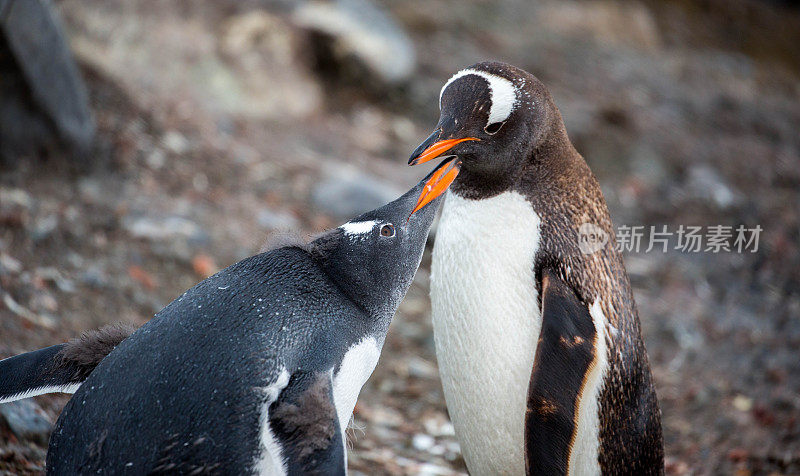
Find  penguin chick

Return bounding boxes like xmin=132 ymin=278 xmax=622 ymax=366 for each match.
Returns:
xmin=1 ymin=172 xmax=442 ymax=475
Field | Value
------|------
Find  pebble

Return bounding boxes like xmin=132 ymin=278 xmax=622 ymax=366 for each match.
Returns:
xmin=30 ymin=214 xmax=58 ymax=241
xmin=0 ymin=188 xmax=33 ymax=209
xmin=733 ymin=394 xmax=753 ymax=412
xmin=406 ymin=356 xmax=438 ymax=379
xmin=162 ymin=131 xmax=189 ymax=154
xmin=257 ymin=208 xmax=300 ymax=230
xmin=686 ymin=164 xmax=741 ymax=209
xmin=423 ymin=416 xmax=455 ymax=437
xmin=311 ymin=167 xmax=402 ymax=220
xmin=0 ymin=253 xmax=23 ymax=274
xmin=35 ymin=267 xmax=76 ymax=293
xmin=412 ymin=433 xmax=435 ymax=452
xmin=122 ymin=215 xmax=207 ymax=242
xmin=292 ymin=0 xmax=416 ymax=83
xmin=0 ymin=400 xmax=53 ymax=446
xmin=80 ymin=265 xmax=108 ymax=289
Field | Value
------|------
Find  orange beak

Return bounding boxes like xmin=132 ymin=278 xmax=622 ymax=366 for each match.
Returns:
xmin=407 ymin=136 xmax=479 ymax=217
xmin=408 ymin=137 xmax=480 ymax=166
xmin=408 ymin=158 xmax=461 ymax=218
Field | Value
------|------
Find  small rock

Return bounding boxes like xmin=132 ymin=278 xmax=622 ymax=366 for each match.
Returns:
xmin=77 ymin=177 xmax=104 ymax=202
xmin=0 ymin=187 xmax=33 ymax=209
xmin=162 ymin=131 xmax=189 ymax=154
xmin=443 ymin=440 xmax=462 ymax=461
xmin=2 ymin=293 xmax=56 ymax=329
xmin=537 ymin=2 xmax=661 ymax=51
xmin=423 ymin=416 xmax=456 ymax=437
xmin=123 ymin=215 xmax=206 ymax=242
xmin=311 ymin=166 xmax=403 ymax=219
xmin=350 ymin=107 xmax=391 ymax=153
xmin=0 ymin=253 xmax=23 ymax=274
xmin=80 ymin=265 xmax=108 ymax=288
xmin=412 ymin=433 xmax=435 ymax=452
xmin=732 ymin=394 xmax=753 ymax=412
xmin=686 ymin=164 xmax=740 ymax=209
xmin=0 ymin=400 xmax=53 ymax=445
xmin=192 ymin=253 xmax=217 ymax=279
xmin=219 ymin=9 xmax=322 ymax=119
xmin=630 ymin=144 xmax=667 ymax=188
xmin=416 ymin=462 xmax=457 ymax=476
xmin=397 ymin=294 xmax=427 ymax=316
xmin=664 ymin=456 xmax=690 ymax=474
xmin=128 ymin=265 xmax=156 ymax=290
xmin=146 ymin=148 xmax=167 ymax=169
xmin=406 ymin=356 xmax=438 ymax=379
xmin=31 ymin=291 xmax=58 ymax=313
xmin=35 ymin=267 xmax=76 ymax=293
xmin=428 ymin=444 xmax=446 ymax=456
xmin=727 ymin=448 xmax=749 ymax=462
xmin=292 ymin=0 xmax=416 ymax=83
xmin=257 ymin=208 xmax=300 ymax=230
xmin=30 ymin=214 xmax=58 ymax=241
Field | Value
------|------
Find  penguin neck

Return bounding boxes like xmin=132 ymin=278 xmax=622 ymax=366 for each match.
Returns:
xmin=526 ymin=119 xmax=586 ymax=186
xmin=312 ymin=252 xmax=399 ymax=323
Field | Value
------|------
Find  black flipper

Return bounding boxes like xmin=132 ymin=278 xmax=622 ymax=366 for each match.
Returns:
xmin=0 ymin=343 xmax=74 ymax=403
xmin=525 ymin=268 xmax=597 ymax=475
xmin=0 ymin=323 xmax=135 ymax=404
xmin=270 ymin=371 xmax=346 ymax=476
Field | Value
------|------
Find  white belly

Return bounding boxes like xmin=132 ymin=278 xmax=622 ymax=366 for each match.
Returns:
xmin=431 ymin=191 xmax=542 ymax=475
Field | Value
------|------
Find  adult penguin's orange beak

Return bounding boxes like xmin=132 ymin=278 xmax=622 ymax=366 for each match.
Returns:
xmin=407 ymin=131 xmax=479 ymax=217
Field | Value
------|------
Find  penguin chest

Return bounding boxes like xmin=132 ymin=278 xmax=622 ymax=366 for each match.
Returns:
xmin=332 ymin=336 xmax=381 ymax=432
xmin=254 ymin=337 xmax=381 ymax=475
xmin=431 ymin=191 xmax=542 ymax=475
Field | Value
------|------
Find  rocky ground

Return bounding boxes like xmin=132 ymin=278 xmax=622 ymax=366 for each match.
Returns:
xmin=1 ymin=0 xmax=799 ymax=474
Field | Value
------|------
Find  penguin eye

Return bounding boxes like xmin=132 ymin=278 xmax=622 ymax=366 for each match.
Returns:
xmin=485 ymin=121 xmax=505 ymax=134
xmin=380 ymin=224 xmax=395 ymax=237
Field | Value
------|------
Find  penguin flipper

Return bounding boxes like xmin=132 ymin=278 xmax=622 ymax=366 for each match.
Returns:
xmin=0 ymin=323 xmax=135 ymax=404
xmin=270 ymin=371 xmax=346 ymax=476
xmin=525 ymin=268 xmax=596 ymax=476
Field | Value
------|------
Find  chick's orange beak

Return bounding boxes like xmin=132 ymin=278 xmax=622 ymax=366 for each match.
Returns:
xmin=407 ymin=135 xmax=479 ymax=217
xmin=409 ymin=157 xmax=461 ymax=218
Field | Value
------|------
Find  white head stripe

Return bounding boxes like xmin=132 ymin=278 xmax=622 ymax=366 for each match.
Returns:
xmin=340 ymin=220 xmax=377 ymax=236
xmin=439 ymin=69 xmax=518 ymax=125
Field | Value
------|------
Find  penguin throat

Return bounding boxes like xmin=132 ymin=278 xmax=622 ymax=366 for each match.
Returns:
xmin=449 ymin=159 xmax=520 ymax=200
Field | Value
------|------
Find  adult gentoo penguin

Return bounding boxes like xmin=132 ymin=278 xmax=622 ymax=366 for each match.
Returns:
xmin=408 ymin=61 xmax=664 ymax=475
xmin=1 ymin=174 xmax=443 ymax=475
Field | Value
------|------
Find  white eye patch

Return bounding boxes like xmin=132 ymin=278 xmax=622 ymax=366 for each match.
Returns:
xmin=439 ymin=69 xmax=518 ymax=126
xmin=340 ymin=220 xmax=378 ymax=238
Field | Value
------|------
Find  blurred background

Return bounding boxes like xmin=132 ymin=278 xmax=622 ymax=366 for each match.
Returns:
xmin=0 ymin=0 xmax=798 ymax=474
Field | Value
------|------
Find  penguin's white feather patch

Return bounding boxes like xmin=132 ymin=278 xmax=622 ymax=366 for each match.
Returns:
xmin=439 ymin=69 xmax=518 ymax=125
xmin=0 ymin=383 xmax=81 ymax=404
xmin=567 ymin=300 xmax=609 ymax=475
xmin=255 ymin=368 xmax=291 ymax=476
xmin=340 ymin=220 xmax=377 ymax=238
xmin=332 ymin=336 xmax=381 ymax=432
xmin=431 ymin=190 xmax=541 ymax=475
